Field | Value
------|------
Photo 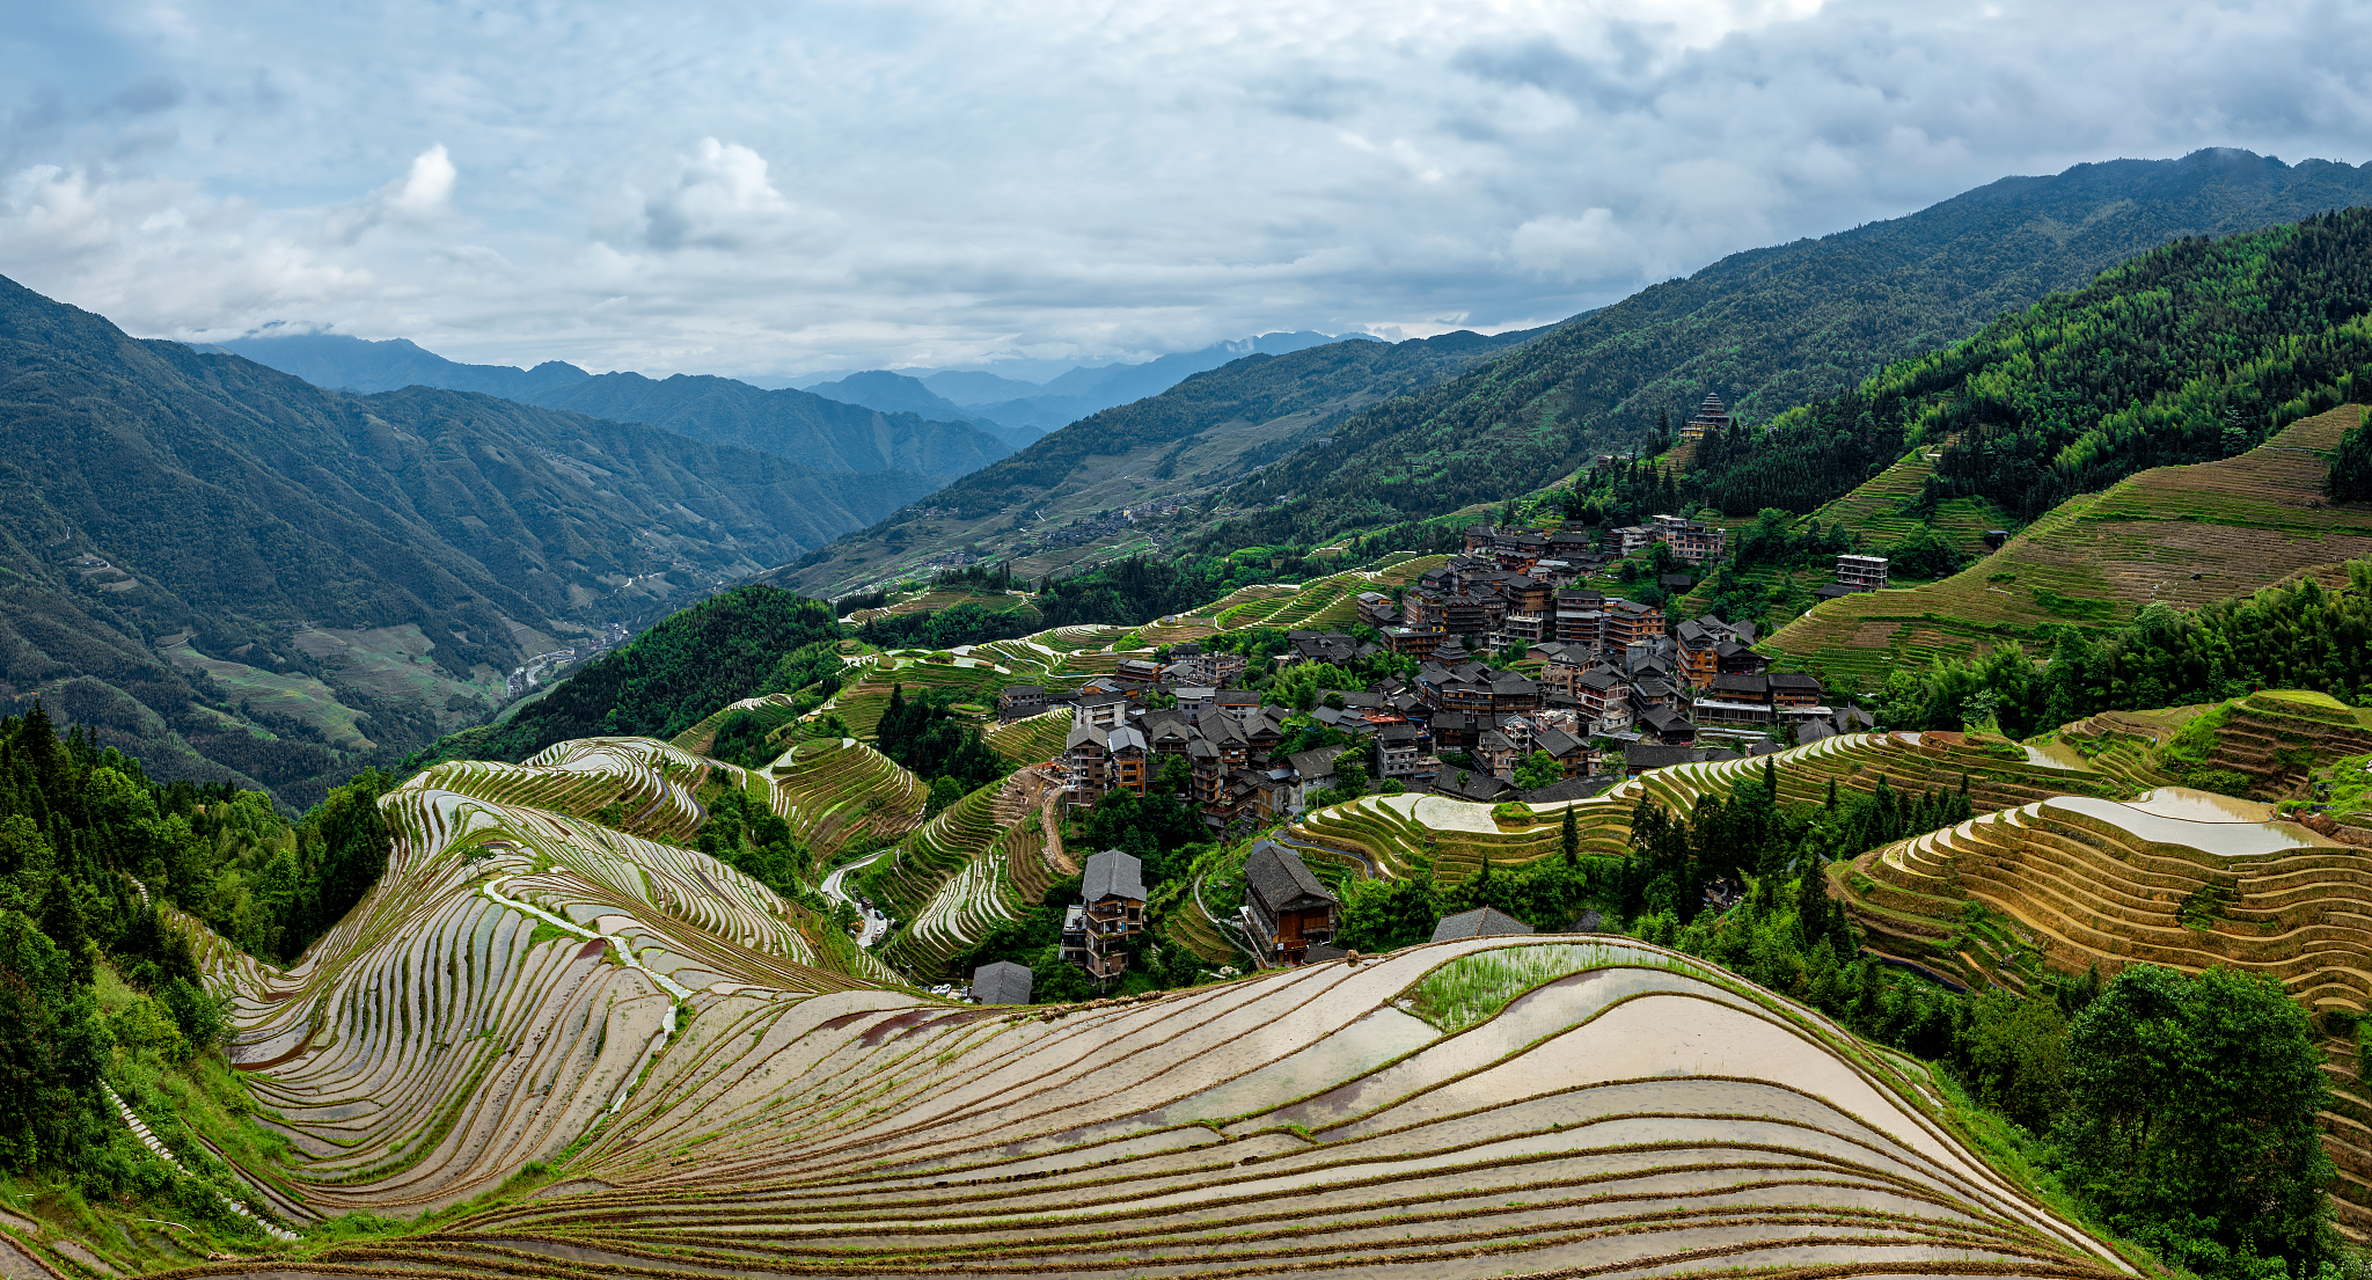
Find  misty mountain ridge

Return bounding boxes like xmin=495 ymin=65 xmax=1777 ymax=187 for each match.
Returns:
xmin=798 ymin=369 xmax=1044 ymax=449
xmin=795 ymin=330 xmax=1377 ymax=433
xmin=222 ymin=333 xmax=1015 ymax=483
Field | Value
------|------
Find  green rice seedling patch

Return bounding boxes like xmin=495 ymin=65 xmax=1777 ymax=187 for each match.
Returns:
xmin=1397 ymin=942 xmax=1644 ymax=1033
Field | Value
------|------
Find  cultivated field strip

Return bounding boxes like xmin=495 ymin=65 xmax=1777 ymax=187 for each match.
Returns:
xmin=984 ymin=708 xmax=1071 ymax=765
xmin=1843 ymin=789 xmax=2372 ymax=1001
xmin=207 ymin=744 xmax=873 ymax=1217
xmin=185 ymin=937 xmax=2132 ymax=1280
xmin=768 ymin=738 xmax=927 ymax=865
xmin=2061 ymin=692 xmax=2372 ymax=800
xmin=668 ymin=692 xmax=807 ymax=756
xmin=872 ymin=775 xmax=1043 ymax=969
xmin=1004 ymin=779 xmax=1072 ymax=903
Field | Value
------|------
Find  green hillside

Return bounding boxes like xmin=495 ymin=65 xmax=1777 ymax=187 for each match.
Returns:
xmin=0 ymin=276 xmax=929 ymax=808
xmin=1194 ymin=149 xmax=2372 ymax=554
xmin=1766 ymin=406 xmax=2372 ymax=694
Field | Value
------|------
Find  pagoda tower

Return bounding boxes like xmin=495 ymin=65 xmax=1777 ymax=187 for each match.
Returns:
xmin=1680 ymin=391 xmax=1731 ymax=441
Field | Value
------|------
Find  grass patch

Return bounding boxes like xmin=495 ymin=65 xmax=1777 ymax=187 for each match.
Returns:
xmin=2030 ymin=586 xmax=2122 ymax=621
xmin=1396 ymin=942 xmax=1643 ymax=1033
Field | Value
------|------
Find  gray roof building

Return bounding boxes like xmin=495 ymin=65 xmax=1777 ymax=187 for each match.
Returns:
xmin=1082 ymin=848 xmax=1147 ymax=903
xmin=1430 ymin=906 xmax=1536 ymax=942
xmin=970 ymin=961 xmax=1034 ymax=1005
xmin=1287 ymin=747 xmax=1349 ymax=781
xmin=1522 ymin=774 xmax=1619 ymax=803
xmin=1244 ymin=842 xmax=1340 ymax=914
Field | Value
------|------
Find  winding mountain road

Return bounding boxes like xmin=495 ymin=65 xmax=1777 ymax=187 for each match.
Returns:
xmin=820 ymin=852 xmax=892 ymax=948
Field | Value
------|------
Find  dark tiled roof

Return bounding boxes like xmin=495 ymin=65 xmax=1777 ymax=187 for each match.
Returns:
xmin=1083 ymin=849 xmax=1147 ymax=902
xmin=1245 ymin=842 xmax=1340 ymax=912
xmin=971 ymin=961 xmax=1034 ymax=1005
xmin=1437 ymin=770 xmax=1515 ymax=801
xmin=1523 ymin=774 xmax=1617 ymax=802
xmin=1533 ymin=727 xmax=1583 ymax=757
xmin=1302 ymin=943 xmax=1350 ymax=963
xmin=1430 ymin=907 xmax=1535 ymax=942
xmin=1288 ymin=748 xmax=1346 ymax=779
xmin=1624 ymin=743 xmax=1700 ymax=771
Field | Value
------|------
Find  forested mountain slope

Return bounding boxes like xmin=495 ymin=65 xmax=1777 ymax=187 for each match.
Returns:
xmin=0 ymin=277 xmax=931 ymax=806
xmin=1200 ymin=148 xmax=2372 ymax=554
xmin=533 ymin=371 xmax=1009 ymax=480
xmin=223 ymin=333 xmax=1013 ymax=482
xmin=782 ymin=327 xmax=1541 ymax=595
xmin=1667 ymin=206 xmax=2372 ymax=523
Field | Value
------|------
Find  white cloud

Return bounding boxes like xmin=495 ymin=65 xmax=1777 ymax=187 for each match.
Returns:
xmin=0 ymin=0 xmax=2366 ymax=376
xmin=325 ymin=143 xmax=455 ymax=242
xmin=391 ymin=144 xmax=455 ymax=215
xmin=1509 ymin=209 xmax=1634 ymax=278
xmin=640 ymin=138 xmax=813 ymax=251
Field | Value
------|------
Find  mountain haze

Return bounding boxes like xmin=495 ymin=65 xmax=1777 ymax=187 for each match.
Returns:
xmin=224 ymin=333 xmax=1014 ymax=483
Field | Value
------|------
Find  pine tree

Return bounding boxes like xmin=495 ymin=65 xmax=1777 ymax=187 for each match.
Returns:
xmin=1561 ymin=804 xmax=1579 ymax=868
xmin=2328 ymin=407 xmax=2372 ymax=502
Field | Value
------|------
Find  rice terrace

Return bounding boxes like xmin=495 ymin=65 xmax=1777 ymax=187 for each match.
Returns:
xmin=120 ymin=734 xmax=2149 ymax=1280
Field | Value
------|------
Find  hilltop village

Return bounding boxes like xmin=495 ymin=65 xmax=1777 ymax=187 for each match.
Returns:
xmin=1025 ymin=402 xmax=1882 ymax=831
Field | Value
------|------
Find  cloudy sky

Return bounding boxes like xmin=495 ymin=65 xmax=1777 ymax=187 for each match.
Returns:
xmin=4 ymin=0 xmax=2368 ymax=378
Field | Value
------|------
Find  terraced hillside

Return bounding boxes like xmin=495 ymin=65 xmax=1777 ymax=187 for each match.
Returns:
xmin=1767 ymin=405 xmax=2372 ymax=686
xmin=1807 ymin=442 xmax=2014 ymax=564
xmin=1833 ymin=782 xmax=2372 ymax=1231
xmin=767 ymin=737 xmax=927 ymax=866
xmin=2049 ymin=690 xmax=2372 ymax=800
xmin=183 ymin=825 xmax=2141 ymax=1280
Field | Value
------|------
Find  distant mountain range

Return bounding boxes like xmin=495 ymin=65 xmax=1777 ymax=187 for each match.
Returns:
xmin=222 ymin=329 xmax=1373 ymax=476
xmin=219 ymin=334 xmax=1015 ymax=484
xmin=1 ymin=278 xmax=934 ymax=807
xmin=1205 ymin=148 xmax=2372 ymax=554
xmin=777 ymin=328 xmax=1537 ymax=595
xmin=802 ymin=331 xmax=1373 ymax=435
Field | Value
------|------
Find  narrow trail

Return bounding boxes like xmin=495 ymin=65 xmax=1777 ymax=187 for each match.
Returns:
xmin=100 ymin=1082 xmax=297 ymax=1242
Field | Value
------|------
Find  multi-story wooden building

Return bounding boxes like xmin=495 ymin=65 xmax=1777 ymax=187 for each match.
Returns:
xmin=1060 ymin=849 xmax=1147 ymax=981
xmin=1064 ymin=723 xmax=1147 ymax=801
xmin=1242 ymin=842 xmax=1340 ymax=966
